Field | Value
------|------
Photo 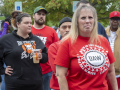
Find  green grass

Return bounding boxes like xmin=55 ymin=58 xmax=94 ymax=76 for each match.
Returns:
xmin=0 ymin=16 xmax=5 ymax=20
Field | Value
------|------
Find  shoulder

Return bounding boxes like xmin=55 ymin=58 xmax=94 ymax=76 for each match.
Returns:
xmin=49 ymin=41 xmax=60 ymax=49
xmin=98 ymin=22 xmax=104 ymax=28
xmin=98 ymin=35 xmax=106 ymax=39
xmin=97 ymin=22 xmax=105 ymax=33
xmin=0 ymin=33 xmax=12 ymax=41
xmin=105 ymin=26 xmax=110 ymax=31
xmin=98 ymin=35 xmax=108 ymax=43
xmin=48 ymin=41 xmax=60 ymax=55
xmin=45 ymin=25 xmax=53 ymax=29
xmin=60 ymin=37 xmax=71 ymax=47
xmin=32 ymin=35 xmax=41 ymax=41
xmin=105 ymin=26 xmax=110 ymax=35
xmin=0 ymin=33 xmax=13 ymax=46
xmin=118 ymin=27 xmax=120 ymax=32
xmin=98 ymin=22 xmax=102 ymax=25
xmin=45 ymin=25 xmax=56 ymax=32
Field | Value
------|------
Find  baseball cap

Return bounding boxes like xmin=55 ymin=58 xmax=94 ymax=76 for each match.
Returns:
xmin=34 ymin=6 xmax=47 ymax=14
xmin=109 ymin=11 xmax=120 ymax=18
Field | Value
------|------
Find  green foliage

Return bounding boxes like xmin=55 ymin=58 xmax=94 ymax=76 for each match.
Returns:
xmin=0 ymin=16 xmax=5 ymax=20
xmin=0 ymin=0 xmax=120 ymax=27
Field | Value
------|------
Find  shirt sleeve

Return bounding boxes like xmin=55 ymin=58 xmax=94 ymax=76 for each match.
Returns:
xmin=41 ymin=47 xmax=48 ymax=63
xmin=54 ymin=39 xmax=70 ymax=68
xmin=53 ymin=30 xmax=59 ymax=43
xmin=48 ymin=42 xmax=58 ymax=73
xmin=0 ymin=22 xmax=9 ymax=38
xmin=0 ymin=40 xmax=5 ymax=75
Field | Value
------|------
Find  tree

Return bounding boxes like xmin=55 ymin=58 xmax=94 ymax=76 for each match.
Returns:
xmin=0 ymin=0 xmax=120 ymax=27
xmin=0 ymin=0 xmax=14 ymax=17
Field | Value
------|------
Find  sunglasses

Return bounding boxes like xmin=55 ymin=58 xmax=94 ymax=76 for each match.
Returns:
xmin=110 ymin=18 xmax=120 ymax=21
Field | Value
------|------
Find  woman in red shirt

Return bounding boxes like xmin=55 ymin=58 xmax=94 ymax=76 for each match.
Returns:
xmin=54 ymin=5 xmax=118 ymax=90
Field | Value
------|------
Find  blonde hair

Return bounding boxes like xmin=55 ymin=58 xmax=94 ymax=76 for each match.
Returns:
xmin=63 ymin=5 xmax=99 ymax=44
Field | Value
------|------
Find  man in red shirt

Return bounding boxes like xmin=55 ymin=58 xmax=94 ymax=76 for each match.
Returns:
xmin=31 ymin=6 xmax=59 ymax=90
xmin=48 ymin=17 xmax=72 ymax=90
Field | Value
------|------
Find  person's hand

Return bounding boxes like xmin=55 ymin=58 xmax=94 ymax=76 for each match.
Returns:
xmin=5 ymin=21 xmax=9 ymax=25
xmin=5 ymin=66 xmax=13 ymax=76
xmin=38 ymin=49 xmax=42 ymax=60
xmin=5 ymin=17 xmax=11 ymax=25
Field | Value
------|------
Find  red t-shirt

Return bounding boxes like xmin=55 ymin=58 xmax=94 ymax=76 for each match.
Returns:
xmin=31 ymin=25 xmax=59 ymax=74
xmin=48 ymin=41 xmax=60 ymax=90
xmin=54 ymin=35 xmax=115 ymax=90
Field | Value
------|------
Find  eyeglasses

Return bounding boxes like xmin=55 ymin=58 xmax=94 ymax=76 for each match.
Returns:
xmin=61 ymin=25 xmax=71 ymax=29
xmin=110 ymin=18 xmax=120 ymax=21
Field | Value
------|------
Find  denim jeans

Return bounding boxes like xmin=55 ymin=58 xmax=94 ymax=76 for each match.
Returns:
xmin=1 ymin=64 xmax=6 ymax=90
xmin=1 ymin=75 xmax=5 ymax=90
xmin=43 ymin=71 xmax=52 ymax=90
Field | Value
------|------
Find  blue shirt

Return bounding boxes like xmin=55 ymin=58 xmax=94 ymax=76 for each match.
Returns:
xmin=98 ymin=22 xmax=108 ymax=40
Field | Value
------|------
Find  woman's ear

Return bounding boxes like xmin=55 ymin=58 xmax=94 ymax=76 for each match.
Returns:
xmin=16 ymin=22 xmax=19 ymax=28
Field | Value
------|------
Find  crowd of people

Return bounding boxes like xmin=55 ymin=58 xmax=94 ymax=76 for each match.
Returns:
xmin=0 ymin=0 xmax=120 ymax=90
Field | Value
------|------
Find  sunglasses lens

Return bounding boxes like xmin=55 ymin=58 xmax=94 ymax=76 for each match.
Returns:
xmin=111 ymin=18 xmax=120 ymax=21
